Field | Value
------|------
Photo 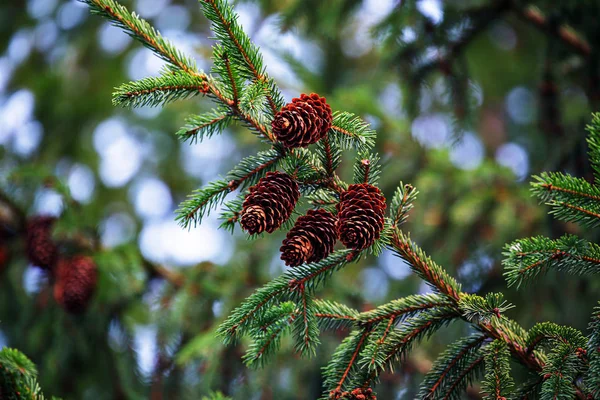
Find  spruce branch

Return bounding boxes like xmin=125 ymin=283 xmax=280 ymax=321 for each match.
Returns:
xmin=586 ymin=113 xmax=600 ymax=183
xmin=323 ymin=328 xmax=371 ymax=395
xmin=291 ymin=288 xmax=320 ymax=357
xmin=458 ymin=293 xmax=515 ymax=325
xmin=531 ymin=172 xmax=600 ymax=228
xmin=80 ymin=0 xmax=199 ymax=75
xmin=525 ymin=322 xmax=587 ymax=356
xmin=113 ymin=72 xmax=209 ymax=108
xmin=418 ymin=334 xmax=488 ymax=400
xmin=313 ymin=300 xmax=359 ymax=331
xmin=586 ymin=303 xmax=600 ymax=398
xmin=481 ymin=340 xmax=515 ymax=400
xmin=330 ymin=111 xmax=377 ymax=152
xmin=353 ymin=153 xmax=381 ymax=186
xmin=503 ymin=235 xmax=600 ymax=287
xmin=199 ymin=0 xmax=284 ymax=114
xmin=361 ymin=307 xmax=460 ymax=383
xmin=176 ymin=111 xmax=233 ymax=144
xmin=217 ymin=277 xmax=289 ymax=343
xmin=176 ymin=180 xmax=231 ymax=228
xmin=388 ymin=228 xmax=462 ymax=300
xmin=357 ymin=293 xmax=453 ymax=326
xmin=389 ymin=183 xmax=418 ymax=227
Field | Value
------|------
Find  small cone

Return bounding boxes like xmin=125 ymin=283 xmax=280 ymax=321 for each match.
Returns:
xmin=54 ymin=255 xmax=98 ymax=314
xmin=280 ymin=209 xmax=337 ymax=267
xmin=25 ymin=216 xmax=58 ymax=270
xmin=240 ymin=172 xmax=300 ymax=234
xmin=330 ymin=388 xmax=376 ymax=400
xmin=336 ymin=184 xmax=386 ymax=251
xmin=272 ymin=93 xmax=332 ymax=148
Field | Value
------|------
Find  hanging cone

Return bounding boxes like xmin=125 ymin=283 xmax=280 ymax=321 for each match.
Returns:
xmin=280 ymin=209 xmax=337 ymax=267
xmin=336 ymin=183 xmax=386 ymax=251
xmin=25 ymin=216 xmax=58 ymax=270
xmin=54 ymin=255 xmax=98 ymax=314
xmin=240 ymin=171 xmax=300 ymax=234
xmin=330 ymin=387 xmax=376 ymax=400
xmin=272 ymin=93 xmax=332 ymax=148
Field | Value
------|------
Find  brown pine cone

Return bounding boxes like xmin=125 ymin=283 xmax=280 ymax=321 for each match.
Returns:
xmin=25 ymin=216 xmax=58 ymax=270
xmin=240 ymin=172 xmax=300 ymax=235
xmin=53 ymin=255 xmax=98 ymax=314
xmin=280 ymin=209 xmax=337 ymax=267
xmin=330 ymin=388 xmax=376 ymax=400
xmin=336 ymin=183 xmax=386 ymax=251
xmin=272 ymin=93 xmax=332 ymax=148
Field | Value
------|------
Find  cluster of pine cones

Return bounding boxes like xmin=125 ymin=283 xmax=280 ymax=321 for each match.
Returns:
xmin=239 ymin=94 xmax=386 ymax=267
xmin=24 ymin=216 xmax=97 ymax=314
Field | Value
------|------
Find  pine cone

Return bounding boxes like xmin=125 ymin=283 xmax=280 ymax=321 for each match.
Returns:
xmin=53 ymin=255 xmax=98 ymax=314
xmin=240 ymin=172 xmax=300 ymax=235
xmin=336 ymin=184 xmax=386 ymax=251
xmin=25 ymin=216 xmax=58 ymax=270
xmin=280 ymin=209 xmax=337 ymax=267
xmin=272 ymin=93 xmax=332 ymax=148
xmin=330 ymin=388 xmax=376 ymax=400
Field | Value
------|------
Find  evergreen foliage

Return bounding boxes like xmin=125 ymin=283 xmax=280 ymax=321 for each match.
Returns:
xmin=3 ymin=0 xmax=600 ymax=398
xmin=74 ymin=0 xmax=600 ymax=396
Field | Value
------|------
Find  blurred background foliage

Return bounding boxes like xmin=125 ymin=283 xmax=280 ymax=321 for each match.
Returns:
xmin=0 ymin=0 xmax=599 ymax=399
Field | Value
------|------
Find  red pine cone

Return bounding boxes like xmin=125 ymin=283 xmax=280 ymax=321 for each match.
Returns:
xmin=53 ymin=255 xmax=98 ymax=314
xmin=330 ymin=388 xmax=376 ymax=400
xmin=280 ymin=209 xmax=337 ymax=267
xmin=336 ymin=184 xmax=386 ymax=251
xmin=272 ymin=93 xmax=332 ymax=148
xmin=25 ymin=216 xmax=58 ymax=270
xmin=240 ymin=172 xmax=300 ymax=235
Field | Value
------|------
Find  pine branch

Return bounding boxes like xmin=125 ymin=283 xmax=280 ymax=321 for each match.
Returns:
xmin=586 ymin=303 xmax=600 ymax=398
xmin=81 ymin=0 xmax=199 ymax=75
xmin=586 ymin=113 xmax=600 ymax=184
xmin=323 ymin=328 xmax=371 ymax=394
xmin=176 ymin=111 xmax=233 ymax=144
xmin=242 ymin=302 xmax=297 ymax=368
xmin=418 ymin=334 xmax=488 ymax=400
xmin=113 ymin=72 xmax=209 ymax=108
xmin=358 ymin=293 xmax=453 ymax=325
xmin=458 ymin=293 xmax=515 ymax=325
xmin=389 ymin=183 xmax=418 ymax=227
xmin=525 ymin=322 xmax=587 ymax=355
xmin=82 ymin=0 xmax=275 ymax=141
xmin=175 ymin=180 xmax=231 ymax=228
xmin=532 ymin=172 xmax=600 ymax=228
xmin=388 ymin=228 xmax=462 ymax=300
xmin=353 ymin=153 xmax=381 ymax=186
xmin=330 ymin=111 xmax=376 ymax=152
xmin=287 ymin=250 xmax=355 ymax=293
xmin=367 ymin=308 xmax=460 ymax=376
xmin=313 ymin=300 xmax=359 ymax=331
xmin=503 ymin=235 xmax=600 ymax=287
xmin=291 ymin=288 xmax=320 ymax=357
xmin=199 ymin=0 xmax=284 ymax=114
xmin=217 ymin=277 xmax=289 ymax=343
xmin=482 ymin=340 xmax=515 ymax=400
xmin=226 ymin=148 xmax=283 ymax=191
